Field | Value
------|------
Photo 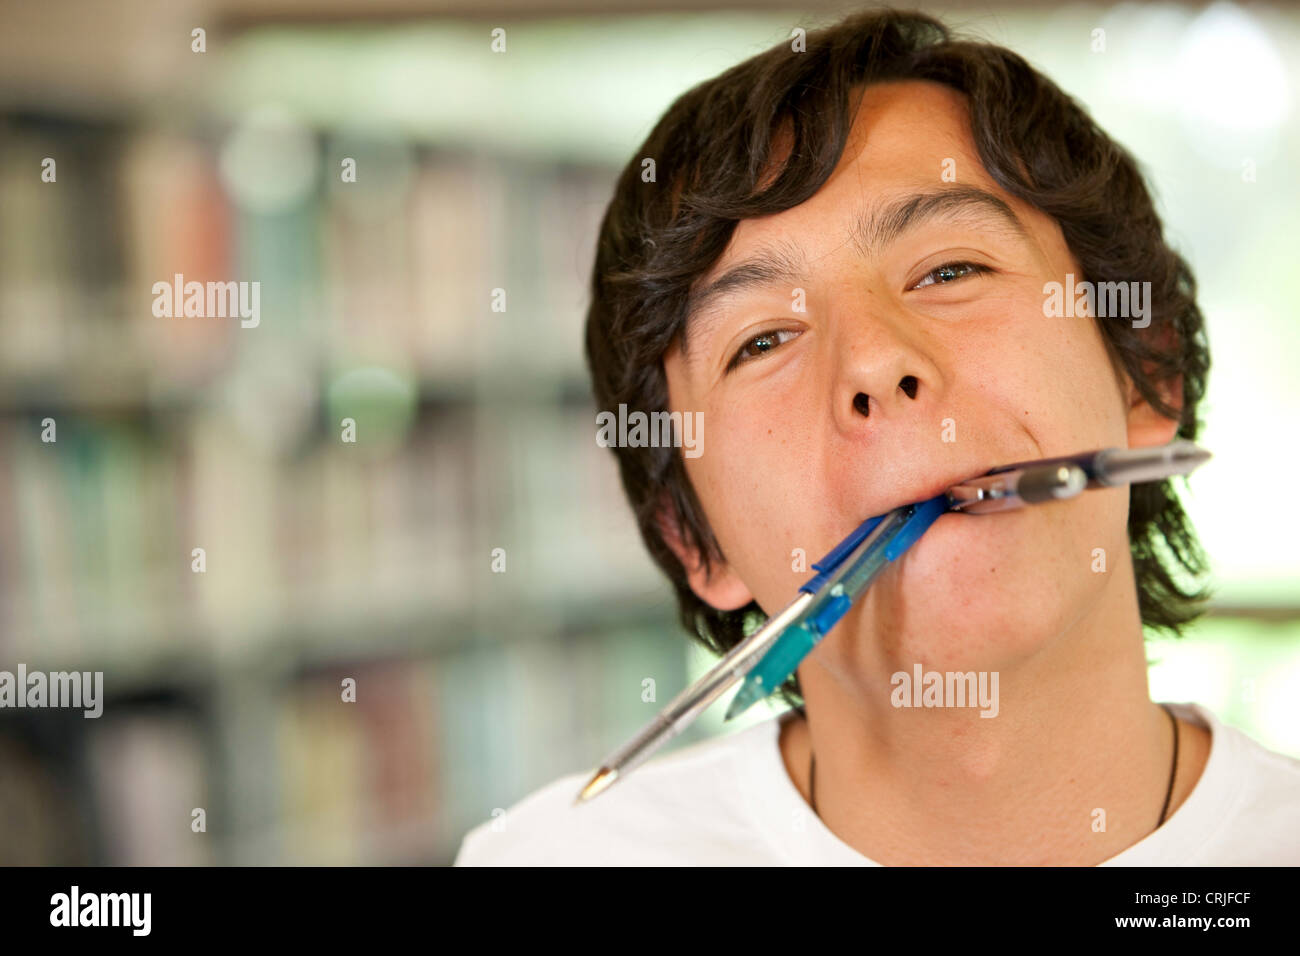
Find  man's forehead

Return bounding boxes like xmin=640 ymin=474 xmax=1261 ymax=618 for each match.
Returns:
xmin=733 ymin=83 xmax=992 ymax=251
xmin=846 ymin=78 xmax=974 ymax=146
xmin=750 ymin=79 xmax=978 ymax=209
xmin=835 ymin=82 xmax=984 ymax=186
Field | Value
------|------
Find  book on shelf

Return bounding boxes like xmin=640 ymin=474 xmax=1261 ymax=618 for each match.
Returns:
xmin=85 ymin=709 xmax=213 ymax=866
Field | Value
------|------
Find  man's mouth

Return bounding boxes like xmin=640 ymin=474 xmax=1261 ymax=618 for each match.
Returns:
xmin=871 ymin=462 xmax=1000 ymax=520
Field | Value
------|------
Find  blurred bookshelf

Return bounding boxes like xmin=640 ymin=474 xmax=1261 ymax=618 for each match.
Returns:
xmin=0 ymin=68 xmax=694 ymax=865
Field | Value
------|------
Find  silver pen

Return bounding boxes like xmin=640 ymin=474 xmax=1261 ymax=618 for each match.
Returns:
xmin=946 ymin=439 xmax=1211 ymax=513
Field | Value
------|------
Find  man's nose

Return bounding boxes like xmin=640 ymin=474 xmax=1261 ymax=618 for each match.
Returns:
xmin=833 ymin=305 xmax=939 ymax=433
xmin=852 ymin=374 xmax=919 ymax=418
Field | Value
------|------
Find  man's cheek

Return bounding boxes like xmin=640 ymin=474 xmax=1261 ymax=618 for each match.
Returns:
xmin=709 ymin=438 xmax=817 ymax=580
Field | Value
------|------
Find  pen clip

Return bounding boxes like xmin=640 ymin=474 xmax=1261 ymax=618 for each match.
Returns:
xmin=984 ymin=449 xmax=1100 ymax=481
xmin=883 ymin=493 xmax=948 ymax=560
xmin=798 ymin=491 xmax=948 ymax=599
xmin=799 ymin=512 xmax=885 ymax=595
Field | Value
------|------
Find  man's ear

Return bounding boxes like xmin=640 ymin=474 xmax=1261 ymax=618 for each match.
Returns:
xmin=1124 ymin=369 xmax=1183 ymax=448
xmin=655 ymin=492 xmax=754 ymax=611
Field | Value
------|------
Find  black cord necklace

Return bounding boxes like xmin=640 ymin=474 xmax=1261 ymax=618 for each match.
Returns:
xmin=806 ymin=702 xmax=1180 ymax=829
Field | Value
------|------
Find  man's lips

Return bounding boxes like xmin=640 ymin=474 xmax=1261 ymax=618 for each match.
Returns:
xmin=866 ymin=462 xmax=1000 ymax=520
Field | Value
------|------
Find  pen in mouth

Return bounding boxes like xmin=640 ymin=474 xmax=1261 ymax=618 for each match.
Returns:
xmin=574 ymin=442 xmax=1213 ymax=804
xmin=945 ymin=440 xmax=1212 ymax=514
xmin=946 ymin=463 xmax=1088 ymax=513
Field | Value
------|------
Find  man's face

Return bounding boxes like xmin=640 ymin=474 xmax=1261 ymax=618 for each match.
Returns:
xmin=662 ymin=79 xmax=1174 ymax=680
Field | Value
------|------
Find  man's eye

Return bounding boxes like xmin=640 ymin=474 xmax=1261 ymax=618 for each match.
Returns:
xmin=911 ymin=261 xmax=992 ymax=290
xmin=727 ymin=328 xmax=801 ymax=372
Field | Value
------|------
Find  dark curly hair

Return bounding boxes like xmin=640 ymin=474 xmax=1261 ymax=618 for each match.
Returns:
xmin=583 ymin=7 xmax=1211 ymax=710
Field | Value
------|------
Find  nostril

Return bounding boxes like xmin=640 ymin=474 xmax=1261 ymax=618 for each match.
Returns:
xmin=853 ymin=392 xmax=870 ymax=416
xmin=899 ymin=375 xmax=918 ymax=399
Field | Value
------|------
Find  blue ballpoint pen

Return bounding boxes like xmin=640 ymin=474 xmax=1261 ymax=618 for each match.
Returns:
xmin=722 ymin=494 xmax=949 ymax=722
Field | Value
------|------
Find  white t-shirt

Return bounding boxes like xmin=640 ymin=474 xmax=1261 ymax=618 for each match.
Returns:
xmin=452 ymin=701 xmax=1300 ymax=865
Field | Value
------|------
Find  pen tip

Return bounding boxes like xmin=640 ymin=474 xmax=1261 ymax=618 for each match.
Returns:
xmin=575 ymin=766 xmax=617 ymax=805
xmin=1179 ymin=444 xmax=1212 ymax=470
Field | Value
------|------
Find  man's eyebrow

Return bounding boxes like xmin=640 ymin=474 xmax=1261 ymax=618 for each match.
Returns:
xmin=853 ymin=185 xmax=1029 ymax=259
xmin=682 ymin=241 xmax=806 ymax=360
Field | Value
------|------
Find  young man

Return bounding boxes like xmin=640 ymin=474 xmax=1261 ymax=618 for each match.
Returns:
xmin=455 ymin=8 xmax=1300 ymax=865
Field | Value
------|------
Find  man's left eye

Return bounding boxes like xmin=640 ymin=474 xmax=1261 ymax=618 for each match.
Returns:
xmin=911 ymin=261 xmax=992 ymax=290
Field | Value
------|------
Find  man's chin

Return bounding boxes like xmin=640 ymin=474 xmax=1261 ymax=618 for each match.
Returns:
xmin=861 ymin=527 xmax=1059 ymax=667
xmin=892 ymin=504 xmax=1031 ymax=580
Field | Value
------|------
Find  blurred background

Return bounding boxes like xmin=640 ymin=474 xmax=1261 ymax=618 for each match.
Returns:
xmin=0 ymin=0 xmax=1296 ymax=865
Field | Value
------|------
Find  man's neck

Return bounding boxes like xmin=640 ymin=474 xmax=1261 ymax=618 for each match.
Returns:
xmin=779 ymin=575 xmax=1212 ymax=865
